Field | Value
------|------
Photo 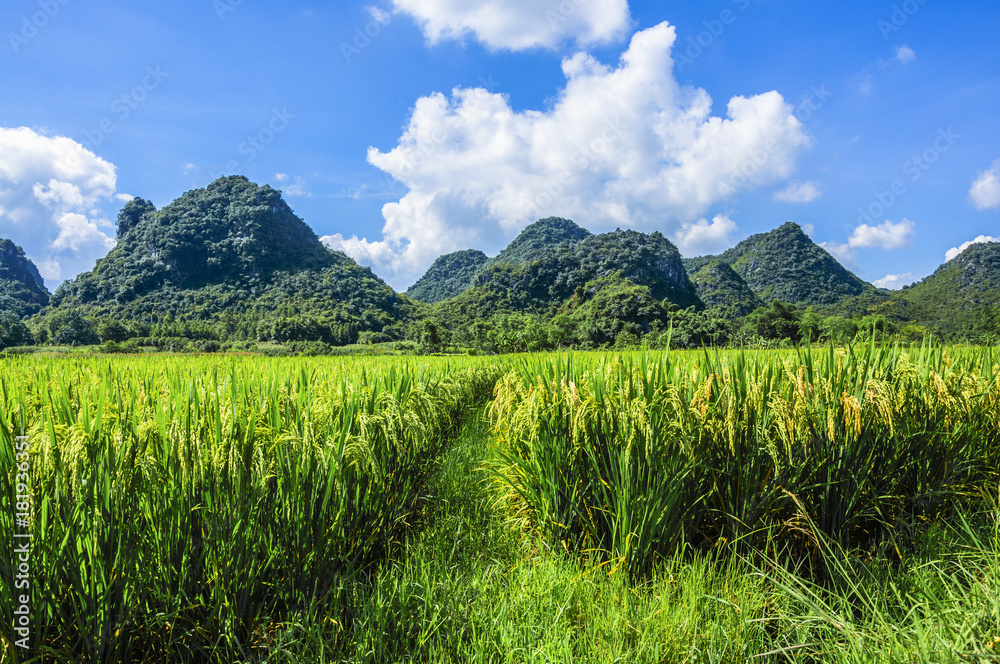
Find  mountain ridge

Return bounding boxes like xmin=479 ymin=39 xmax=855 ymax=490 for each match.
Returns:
xmin=683 ymin=222 xmax=879 ymax=307
xmin=0 ymin=239 xmax=50 ymax=319
xmin=37 ymin=176 xmax=412 ymax=345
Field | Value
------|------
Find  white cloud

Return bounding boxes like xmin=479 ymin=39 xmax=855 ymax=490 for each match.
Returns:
xmin=274 ymin=172 xmax=289 ymax=183
xmin=820 ymin=241 xmax=856 ymax=267
xmin=52 ymin=212 xmax=116 ymax=252
xmin=946 ymin=235 xmax=999 ymax=262
xmin=182 ymin=163 xmax=198 ymax=175
xmin=773 ymin=180 xmax=821 ymax=203
xmin=969 ymin=159 xmax=1000 ymax=210
xmin=282 ymin=176 xmax=312 ymax=198
xmin=874 ymin=272 xmax=919 ymax=290
xmin=323 ymin=232 xmax=397 ymax=266
xmin=0 ymin=126 xmax=121 ymax=284
xmin=848 ymin=218 xmax=915 ymax=250
xmin=821 ymin=219 xmax=915 ymax=269
xmin=895 ymin=45 xmax=916 ymax=65
xmin=391 ymin=0 xmax=632 ymax=51
xmin=800 ymin=223 xmax=815 ymax=236
xmin=855 ymin=72 xmax=874 ymax=97
xmin=334 ymin=23 xmax=809 ymax=288
xmin=674 ymin=215 xmax=738 ymax=257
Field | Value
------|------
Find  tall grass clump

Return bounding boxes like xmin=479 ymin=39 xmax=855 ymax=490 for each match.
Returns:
xmin=0 ymin=355 xmax=503 ymax=663
xmin=486 ymin=343 xmax=1000 ymax=578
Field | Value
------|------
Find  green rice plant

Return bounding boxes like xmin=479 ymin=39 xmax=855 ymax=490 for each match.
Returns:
xmin=486 ymin=342 xmax=1000 ymax=578
xmin=0 ymin=355 xmax=504 ymax=663
xmin=757 ymin=488 xmax=1000 ymax=662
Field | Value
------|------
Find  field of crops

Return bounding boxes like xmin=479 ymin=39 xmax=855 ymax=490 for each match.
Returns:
xmin=2 ymin=345 xmax=1000 ymax=662
xmin=0 ymin=355 xmax=503 ymax=662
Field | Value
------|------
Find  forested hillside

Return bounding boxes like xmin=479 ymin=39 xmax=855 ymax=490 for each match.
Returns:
xmin=9 ymin=179 xmax=1000 ymax=353
xmin=0 ymin=239 xmax=49 ymax=318
xmin=33 ymin=177 xmax=413 ymax=348
xmin=896 ymin=241 xmax=1000 ymax=339
xmin=406 ymin=217 xmax=592 ymax=303
xmin=685 ymin=222 xmax=878 ymax=306
xmin=690 ymin=260 xmax=763 ymax=317
xmin=405 ymin=250 xmax=489 ymax=303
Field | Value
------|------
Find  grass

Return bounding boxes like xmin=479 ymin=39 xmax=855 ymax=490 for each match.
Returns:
xmin=263 ymin=404 xmax=1000 ymax=663
xmin=265 ymin=410 xmax=785 ymax=663
xmin=0 ymin=355 xmax=503 ymax=662
xmin=2 ymin=346 xmax=999 ymax=662
xmin=487 ymin=343 xmax=1000 ymax=577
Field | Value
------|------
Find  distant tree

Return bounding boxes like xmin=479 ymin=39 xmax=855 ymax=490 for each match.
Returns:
xmin=547 ymin=313 xmax=578 ymax=349
xmin=50 ymin=310 xmax=100 ymax=346
xmin=798 ymin=308 xmax=823 ymax=343
xmin=972 ymin=306 xmax=1000 ymax=344
xmin=0 ymin=311 xmax=33 ymax=349
xmin=98 ymin=319 xmax=133 ymax=343
xmin=420 ymin=320 xmax=442 ymax=353
xmin=115 ymin=197 xmax=156 ymax=240
xmin=741 ymin=301 xmax=802 ymax=343
xmin=821 ymin=316 xmax=857 ymax=344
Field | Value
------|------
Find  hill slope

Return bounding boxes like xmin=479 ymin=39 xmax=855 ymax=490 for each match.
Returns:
xmin=0 ymin=239 xmax=49 ymax=318
xmin=406 ymin=217 xmax=592 ymax=303
xmin=43 ymin=177 xmax=411 ymax=343
xmin=405 ymin=250 xmax=489 ymax=303
xmin=690 ymin=260 xmax=763 ymax=317
xmin=433 ymin=228 xmax=701 ymax=327
xmin=685 ymin=223 xmax=878 ymax=306
xmin=488 ymin=217 xmax=592 ymax=267
xmin=897 ymin=241 xmax=1000 ymax=337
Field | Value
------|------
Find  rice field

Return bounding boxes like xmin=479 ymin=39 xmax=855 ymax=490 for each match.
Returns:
xmin=487 ymin=343 xmax=1000 ymax=576
xmin=2 ymin=344 xmax=999 ymax=662
xmin=0 ymin=355 xmax=503 ymax=662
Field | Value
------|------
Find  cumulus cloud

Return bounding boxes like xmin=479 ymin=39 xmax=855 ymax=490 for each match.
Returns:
xmin=773 ymin=181 xmax=821 ymax=204
xmin=848 ymin=218 xmax=915 ymax=250
xmin=874 ymin=272 xmax=919 ymax=290
xmin=674 ymin=215 xmax=738 ymax=257
xmin=328 ymin=23 xmax=809 ymax=288
xmin=820 ymin=219 xmax=914 ymax=268
xmin=969 ymin=160 xmax=1000 ymax=210
xmin=0 ymin=126 xmax=121 ymax=284
xmin=820 ymin=241 xmax=857 ymax=267
xmin=391 ymin=0 xmax=632 ymax=51
xmin=282 ymin=176 xmax=312 ymax=198
xmin=946 ymin=235 xmax=999 ymax=262
xmin=895 ymin=45 xmax=916 ymax=64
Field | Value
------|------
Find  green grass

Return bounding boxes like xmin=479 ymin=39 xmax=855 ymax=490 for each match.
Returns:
xmin=262 ymin=411 xmax=784 ymax=663
xmin=0 ymin=355 xmax=504 ymax=662
xmin=2 ymin=347 xmax=999 ymax=663
xmin=263 ymin=405 xmax=1000 ymax=663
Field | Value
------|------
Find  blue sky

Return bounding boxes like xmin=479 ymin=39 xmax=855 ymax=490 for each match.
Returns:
xmin=1 ymin=0 xmax=998 ymax=292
